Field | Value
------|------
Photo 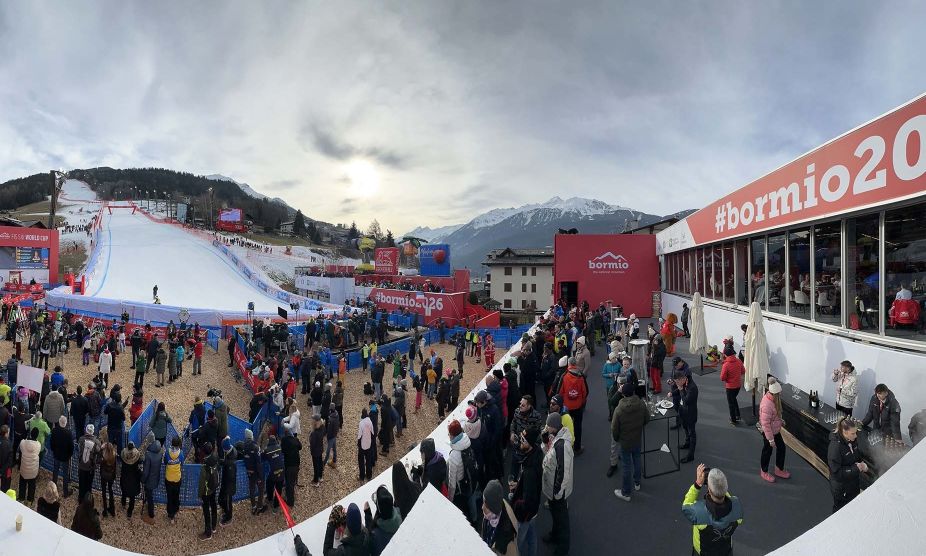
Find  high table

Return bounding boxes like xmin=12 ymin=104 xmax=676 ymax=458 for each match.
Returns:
xmin=779 ymin=383 xmax=910 ymax=479
xmin=642 ymin=397 xmax=680 ymax=478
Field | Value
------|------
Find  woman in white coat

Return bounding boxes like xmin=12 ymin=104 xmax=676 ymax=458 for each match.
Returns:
xmin=832 ymin=360 xmax=859 ymax=416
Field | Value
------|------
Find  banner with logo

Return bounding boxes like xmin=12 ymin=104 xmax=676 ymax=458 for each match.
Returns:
xmin=662 ymin=93 xmax=926 ymax=253
xmin=374 ymin=247 xmax=399 ymax=274
xmin=419 ymin=243 xmax=451 ymax=276
xmin=369 ymin=288 xmax=466 ymax=322
xmin=553 ymin=234 xmax=658 ymax=317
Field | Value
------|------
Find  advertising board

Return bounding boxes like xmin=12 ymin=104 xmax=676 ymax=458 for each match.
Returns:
xmin=418 ymin=243 xmax=451 ymax=276
xmin=374 ymin=247 xmax=399 ymax=275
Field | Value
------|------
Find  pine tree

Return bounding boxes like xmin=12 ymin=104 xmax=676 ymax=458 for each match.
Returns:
xmin=384 ymin=229 xmax=395 ymax=247
xmin=348 ymin=221 xmax=360 ymax=239
xmin=294 ymin=210 xmax=306 ymax=236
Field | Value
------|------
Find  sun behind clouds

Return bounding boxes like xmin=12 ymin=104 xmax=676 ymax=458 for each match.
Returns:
xmin=345 ymin=159 xmax=380 ymax=198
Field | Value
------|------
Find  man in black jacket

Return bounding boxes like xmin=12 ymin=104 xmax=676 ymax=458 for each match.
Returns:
xmin=146 ymin=334 xmax=159 ymax=372
xmin=862 ymin=383 xmax=902 ymax=440
xmin=281 ymin=427 xmax=302 ymax=505
xmin=219 ymin=437 xmax=238 ymax=525
xmin=510 ymin=425 xmax=543 ymax=556
xmin=70 ymin=385 xmax=89 ymax=439
xmin=670 ymin=372 xmax=699 ymax=463
xmin=51 ymin=415 xmax=74 ymax=497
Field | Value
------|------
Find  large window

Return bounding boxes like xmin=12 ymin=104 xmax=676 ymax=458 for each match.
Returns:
xmin=846 ymin=215 xmax=880 ymax=332
xmin=751 ymin=238 xmax=766 ymax=307
xmin=695 ymin=248 xmax=704 ymax=295
xmin=735 ymin=239 xmax=749 ymax=305
xmin=709 ymin=245 xmax=722 ymax=300
xmin=767 ymin=234 xmax=786 ymax=314
xmin=722 ymin=243 xmax=734 ymax=304
xmin=814 ymin=221 xmax=841 ymax=325
xmin=885 ymin=204 xmax=926 ymax=340
xmin=788 ymin=229 xmax=811 ymax=319
xmin=683 ymin=251 xmax=692 ymax=294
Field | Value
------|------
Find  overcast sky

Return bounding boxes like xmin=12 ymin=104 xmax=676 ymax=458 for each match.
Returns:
xmin=2 ymin=2 xmax=925 ymax=234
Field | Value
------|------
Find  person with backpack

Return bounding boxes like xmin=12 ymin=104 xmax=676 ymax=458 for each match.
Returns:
xmin=541 ymin=412 xmax=574 ymax=556
xmin=141 ymin=436 xmax=162 ymax=524
xmin=218 ymin=437 xmax=238 ymax=525
xmin=238 ymin=428 xmax=267 ymax=514
xmin=447 ymin=419 xmax=480 ymax=523
xmin=263 ymin=435 xmax=285 ymax=513
xmin=163 ymin=436 xmax=184 ymax=521
xmin=130 ymin=329 xmax=143 ymax=368
xmin=86 ymin=383 xmax=103 ymax=434
xmin=50 ymin=415 xmax=73 ymax=498
xmin=333 ymin=380 xmax=345 ymax=427
xmin=324 ymin=403 xmax=340 ymax=469
xmin=76 ymin=424 xmax=101 ymax=502
xmin=198 ymin=441 xmax=219 ymax=540
xmin=558 ymin=357 xmax=589 ymax=455
xmin=99 ymin=441 xmax=118 ymax=517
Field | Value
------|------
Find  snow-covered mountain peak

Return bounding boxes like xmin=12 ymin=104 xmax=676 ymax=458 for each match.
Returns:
xmin=205 ymin=174 xmax=268 ymax=201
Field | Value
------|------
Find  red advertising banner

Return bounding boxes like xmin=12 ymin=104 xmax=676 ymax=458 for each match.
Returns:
xmin=0 ymin=225 xmax=59 ymax=283
xmin=553 ymin=234 xmax=658 ymax=317
xmin=374 ymin=247 xmax=399 ymax=275
xmin=369 ymin=288 xmax=467 ymax=321
xmin=684 ymin=93 xmax=926 ymax=245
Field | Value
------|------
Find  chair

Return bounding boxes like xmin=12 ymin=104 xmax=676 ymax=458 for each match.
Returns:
xmin=817 ymin=291 xmax=834 ymax=315
xmin=792 ymin=290 xmax=810 ymax=313
xmin=889 ymin=299 xmax=921 ymax=328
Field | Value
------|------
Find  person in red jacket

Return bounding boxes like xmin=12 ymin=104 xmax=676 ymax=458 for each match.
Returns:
xmin=559 ymin=357 xmax=588 ymax=455
xmin=192 ymin=339 xmax=205 ymax=375
xmin=719 ymin=345 xmax=745 ymax=425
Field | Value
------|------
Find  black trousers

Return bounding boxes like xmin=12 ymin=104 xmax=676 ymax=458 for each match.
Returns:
xmin=548 ymin=497 xmax=570 ymax=556
xmin=285 ymin=466 xmax=299 ymax=506
xmin=202 ymin=493 xmax=217 ymax=534
xmin=247 ymin=473 xmax=264 ymax=509
xmin=78 ymin=468 xmax=95 ymax=502
xmin=219 ymin=483 xmax=234 ymax=520
xmin=836 ymin=403 xmax=853 ymax=416
xmin=682 ymin=320 xmax=690 ymax=336
xmin=145 ymin=487 xmax=155 ymax=518
xmin=101 ymin=478 xmax=115 ymax=513
xmin=166 ymin=480 xmax=181 ymax=518
xmin=569 ymin=406 xmax=585 ymax=451
xmin=761 ymin=432 xmax=786 ymax=472
xmin=357 ymin=440 xmax=374 ymax=480
xmin=725 ymin=388 xmax=741 ymax=422
xmin=682 ymin=420 xmax=697 ymax=458
xmin=17 ymin=476 xmax=36 ymax=502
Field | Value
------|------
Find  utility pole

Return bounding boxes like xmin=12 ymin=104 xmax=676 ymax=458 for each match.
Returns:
xmin=48 ymin=171 xmax=60 ymax=229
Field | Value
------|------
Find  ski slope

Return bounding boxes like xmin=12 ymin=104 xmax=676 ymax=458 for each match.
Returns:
xmin=87 ymin=208 xmax=288 ymax=313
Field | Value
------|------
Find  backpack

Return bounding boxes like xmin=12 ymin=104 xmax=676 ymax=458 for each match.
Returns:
xmin=457 ymin=446 xmax=479 ymax=497
xmin=363 ymin=382 xmax=373 ymax=396
xmin=80 ymin=438 xmax=95 ymax=465
xmin=88 ymin=393 xmax=102 ymax=417
xmin=204 ymin=463 xmax=219 ymax=495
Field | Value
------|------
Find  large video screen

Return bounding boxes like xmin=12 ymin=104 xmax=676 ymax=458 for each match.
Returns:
xmin=0 ymin=247 xmax=50 ymax=269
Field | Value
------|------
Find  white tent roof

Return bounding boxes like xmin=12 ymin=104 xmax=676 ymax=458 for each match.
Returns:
xmin=381 ymin=484 xmax=492 ymax=556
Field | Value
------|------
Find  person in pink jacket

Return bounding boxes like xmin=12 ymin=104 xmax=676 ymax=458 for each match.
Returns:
xmin=759 ymin=379 xmax=790 ymax=483
xmin=719 ymin=346 xmax=745 ymax=425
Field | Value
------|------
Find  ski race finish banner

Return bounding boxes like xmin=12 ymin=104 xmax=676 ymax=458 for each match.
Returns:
xmin=374 ymin=247 xmax=399 ymax=275
xmin=662 ymin=93 xmax=926 ymax=253
xmin=368 ymin=288 xmax=466 ymax=322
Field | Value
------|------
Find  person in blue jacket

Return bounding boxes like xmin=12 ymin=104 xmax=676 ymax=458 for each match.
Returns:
xmin=681 ymin=464 xmax=743 ymax=556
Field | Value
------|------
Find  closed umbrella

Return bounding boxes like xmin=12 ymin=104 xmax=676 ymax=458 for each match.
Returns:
xmin=743 ymin=301 xmax=771 ymax=415
xmin=688 ymin=292 xmax=709 ymax=373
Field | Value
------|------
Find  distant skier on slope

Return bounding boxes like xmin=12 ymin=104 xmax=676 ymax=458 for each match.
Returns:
xmin=153 ymin=285 xmax=158 ymax=301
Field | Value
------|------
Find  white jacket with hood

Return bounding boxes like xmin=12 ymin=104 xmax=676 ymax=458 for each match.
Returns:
xmin=446 ymin=432 xmax=471 ymax=497
xmin=542 ymin=426 xmax=574 ymax=501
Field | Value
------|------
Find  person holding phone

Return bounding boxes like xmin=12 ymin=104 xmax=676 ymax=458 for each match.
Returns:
xmin=828 ymin=418 xmax=867 ymax=513
xmin=681 ymin=463 xmax=743 ymax=556
xmin=831 ymin=360 xmax=859 ymax=416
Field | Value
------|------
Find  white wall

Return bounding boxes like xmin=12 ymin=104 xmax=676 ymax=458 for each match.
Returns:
xmin=489 ymin=264 xmax=553 ymax=311
xmin=663 ymin=292 xmax=923 ymax=441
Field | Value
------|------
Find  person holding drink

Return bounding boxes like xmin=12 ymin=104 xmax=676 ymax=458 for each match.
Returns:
xmin=831 ymin=360 xmax=859 ymax=416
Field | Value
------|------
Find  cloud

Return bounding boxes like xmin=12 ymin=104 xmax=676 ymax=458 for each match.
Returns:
xmin=304 ymin=124 xmax=408 ymax=169
xmin=2 ymin=2 xmax=926 ymax=235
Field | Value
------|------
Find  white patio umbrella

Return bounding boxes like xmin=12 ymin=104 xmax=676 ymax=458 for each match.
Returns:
xmin=743 ymin=301 xmax=771 ymax=415
xmin=688 ymin=293 xmax=709 ymax=372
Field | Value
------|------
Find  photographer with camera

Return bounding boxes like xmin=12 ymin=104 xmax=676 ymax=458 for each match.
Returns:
xmin=681 ymin=464 xmax=743 ymax=556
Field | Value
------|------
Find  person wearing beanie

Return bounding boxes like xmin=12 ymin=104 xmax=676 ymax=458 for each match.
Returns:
xmin=324 ymin=502 xmax=370 ymax=555
xmin=612 ymin=381 xmax=649 ymax=502
xmin=548 ymin=395 xmax=575 ymax=444
xmin=42 ymin=387 xmax=66 ymax=431
xmin=263 ymin=435 xmax=286 ymax=513
xmin=120 ymin=441 xmax=142 ymax=518
xmin=447 ymin=419 xmax=474 ymax=517
xmin=542 ymin=405 xmax=574 ymax=555
xmin=759 ymin=378 xmax=789 ymax=483
xmin=240 ymin=428 xmax=267 ymax=515
xmin=324 ymin=403 xmax=340 ymax=469
xmin=163 ymin=436 xmax=185 ymax=521
xmin=481 ymin=479 xmax=517 ymax=554
xmin=510 ymin=395 xmax=542 ymax=482
xmin=219 ymin=436 xmax=239 ymax=525
xmin=415 ymin=437 xmax=448 ymax=494
xmin=558 ymin=357 xmax=589 ymax=455
xmin=573 ymin=335 xmax=591 ymax=376
xmin=669 ymin=371 xmax=699 ymax=464
xmin=50 ymin=414 xmax=74 ymax=498
xmin=309 ymin=414 xmax=325 ymax=487
xmin=17 ymin=428 xmax=41 ymax=504
xmin=198 ymin=441 xmax=219 ymax=540
xmin=76 ymin=424 xmax=101 ymax=502
xmin=365 ymin=485 xmax=403 ymax=555
xmin=602 ymin=350 xmax=622 ymax=400
xmin=510 ymin=424 xmax=543 ymax=556
xmin=720 ymin=345 xmax=746 ymax=425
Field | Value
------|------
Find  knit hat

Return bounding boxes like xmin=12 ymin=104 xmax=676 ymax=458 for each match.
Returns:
xmin=465 ymin=405 xmax=477 ymax=422
xmin=244 ymin=429 xmax=254 ymax=441
xmin=475 ymin=390 xmax=489 ymax=405
xmin=576 ymin=336 xmax=585 ymax=345
xmin=222 ymin=436 xmax=232 ymax=454
xmin=375 ymin=485 xmax=395 ymax=519
xmin=58 ymin=415 xmax=68 ymax=427
xmin=608 ymin=351 xmax=619 ymax=363
xmin=420 ymin=437 xmax=436 ymax=463
xmin=483 ymin=480 xmax=504 ymax=515
xmin=621 ymin=383 xmax=635 ymax=397
xmin=86 ymin=424 xmax=95 ymax=435
xmin=558 ymin=356 xmax=568 ymax=368
xmin=448 ymin=419 xmax=463 ymax=439
xmin=550 ymin=394 xmax=563 ymax=408
xmin=546 ymin=412 xmax=562 ymax=431
xmin=768 ymin=380 xmax=782 ymax=395
xmin=523 ymin=425 xmax=541 ymax=446
xmin=346 ymin=503 xmax=362 ymax=535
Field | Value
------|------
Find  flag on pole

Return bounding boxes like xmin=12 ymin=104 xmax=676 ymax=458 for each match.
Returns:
xmin=273 ymin=488 xmax=296 ymax=531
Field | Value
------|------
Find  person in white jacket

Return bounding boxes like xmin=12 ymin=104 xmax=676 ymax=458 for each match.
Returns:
xmin=283 ymin=407 xmax=301 ymax=437
xmin=446 ymin=419 xmax=472 ymax=500
xmin=98 ymin=348 xmax=113 ymax=388
xmin=541 ymin=412 xmax=574 ymax=555
xmin=18 ymin=428 xmax=42 ymax=504
xmin=832 ymin=360 xmax=859 ymax=416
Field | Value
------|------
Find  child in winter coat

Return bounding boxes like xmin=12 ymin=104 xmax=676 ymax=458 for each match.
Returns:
xmin=175 ymin=345 xmax=185 ymax=377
